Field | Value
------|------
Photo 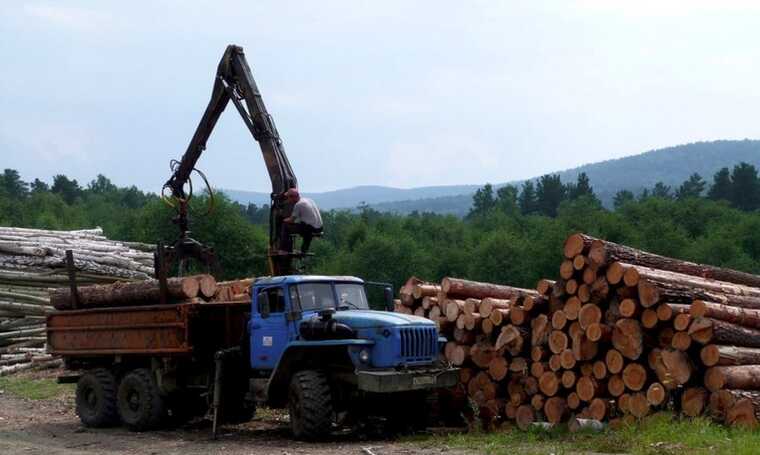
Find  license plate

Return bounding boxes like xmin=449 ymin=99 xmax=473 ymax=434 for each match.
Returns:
xmin=413 ymin=375 xmax=435 ymax=386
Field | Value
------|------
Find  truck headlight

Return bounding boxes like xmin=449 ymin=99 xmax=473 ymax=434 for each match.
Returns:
xmin=359 ymin=349 xmax=370 ymax=363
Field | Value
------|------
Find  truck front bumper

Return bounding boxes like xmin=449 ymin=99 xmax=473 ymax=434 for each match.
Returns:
xmin=356 ymin=366 xmax=459 ymax=393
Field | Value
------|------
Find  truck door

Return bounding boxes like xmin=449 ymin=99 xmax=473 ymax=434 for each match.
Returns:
xmin=250 ymin=286 xmax=291 ymax=370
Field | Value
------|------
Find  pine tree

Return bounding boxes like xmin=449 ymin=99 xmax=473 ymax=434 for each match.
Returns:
xmin=730 ymin=162 xmax=760 ymax=211
xmin=675 ymin=173 xmax=706 ymax=200
xmin=496 ymin=184 xmax=519 ymax=214
xmin=468 ymin=183 xmax=496 ymax=218
xmin=651 ymin=182 xmax=672 ymax=199
xmin=536 ymin=174 xmax=566 ymax=217
xmin=518 ymin=181 xmax=538 ymax=215
xmin=30 ymin=178 xmax=49 ymax=193
xmin=613 ymin=190 xmax=635 ymax=209
xmin=51 ymin=174 xmax=82 ymax=204
xmin=708 ymin=167 xmax=732 ymax=202
xmin=0 ymin=169 xmax=29 ymax=198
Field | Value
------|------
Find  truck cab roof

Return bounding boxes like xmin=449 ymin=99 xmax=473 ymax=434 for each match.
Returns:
xmin=254 ymin=275 xmax=365 ymax=286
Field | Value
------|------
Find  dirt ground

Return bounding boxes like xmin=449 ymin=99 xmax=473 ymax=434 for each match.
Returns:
xmin=0 ymin=375 xmax=471 ymax=455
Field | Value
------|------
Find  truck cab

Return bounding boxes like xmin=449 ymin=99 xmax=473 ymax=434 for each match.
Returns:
xmin=248 ymin=275 xmax=458 ymax=439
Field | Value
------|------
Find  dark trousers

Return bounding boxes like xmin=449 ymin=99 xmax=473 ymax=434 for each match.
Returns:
xmin=280 ymin=222 xmax=322 ymax=253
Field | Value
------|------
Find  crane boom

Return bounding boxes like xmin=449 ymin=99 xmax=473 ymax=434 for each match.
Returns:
xmin=161 ymin=45 xmax=300 ymax=276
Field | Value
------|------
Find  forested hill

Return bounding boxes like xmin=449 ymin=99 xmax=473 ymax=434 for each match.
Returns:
xmin=371 ymin=140 xmax=760 ymax=215
xmin=228 ymin=139 xmax=760 ymax=216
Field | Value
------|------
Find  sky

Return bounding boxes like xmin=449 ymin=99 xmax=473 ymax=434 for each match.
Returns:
xmin=1 ymin=1 xmax=760 ymax=194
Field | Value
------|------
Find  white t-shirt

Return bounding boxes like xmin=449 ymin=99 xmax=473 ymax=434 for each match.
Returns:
xmin=292 ymin=197 xmax=323 ymax=229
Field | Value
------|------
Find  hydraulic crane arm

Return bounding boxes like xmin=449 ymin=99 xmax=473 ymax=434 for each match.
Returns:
xmin=161 ymin=45 xmax=299 ymax=276
xmin=164 ymin=44 xmax=297 ymax=201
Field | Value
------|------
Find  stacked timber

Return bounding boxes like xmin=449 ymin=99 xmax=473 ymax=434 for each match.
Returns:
xmin=397 ymin=276 xmax=541 ymax=430
xmin=0 ymin=226 xmax=156 ymax=375
xmin=397 ymin=233 xmax=760 ymax=430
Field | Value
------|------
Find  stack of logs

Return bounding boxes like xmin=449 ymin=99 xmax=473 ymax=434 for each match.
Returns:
xmin=0 ymin=226 xmax=156 ymax=376
xmin=51 ymin=275 xmax=256 ymax=310
xmin=397 ymin=233 xmax=760 ymax=430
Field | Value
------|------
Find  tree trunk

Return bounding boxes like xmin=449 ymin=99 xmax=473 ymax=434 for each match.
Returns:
xmin=705 ymin=365 xmax=760 ymax=392
xmin=442 ymin=277 xmax=537 ymax=300
xmin=688 ymin=317 xmax=760 ymax=347
xmin=622 ymin=363 xmax=647 ymax=392
xmin=723 ymin=390 xmax=760 ymax=428
xmin=578 ymin=235 xmax=760 ymax=288
xmin=50 ymin=276 xmax=202 ymax=309
xmin=690 ymin=300 xmax=760 ymax=329
xmin=701 ymin=345 xmax=760 ymax=367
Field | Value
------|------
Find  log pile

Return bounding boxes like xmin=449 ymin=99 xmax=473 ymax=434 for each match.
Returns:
xmin=397 ymin=233 xmax=760 ymax=429
xmin=0 ymin=226 xmax=155 ymax=374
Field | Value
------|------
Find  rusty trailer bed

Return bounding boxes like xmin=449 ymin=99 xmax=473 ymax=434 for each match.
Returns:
xmin=46 ymin=301 xmax=250 ymax=357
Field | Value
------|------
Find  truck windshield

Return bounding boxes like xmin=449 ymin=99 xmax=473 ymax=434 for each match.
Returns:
xmin=293 ymin=283 xmax=335 ymax=311
xmin=335 ymin=284 xmax=369 ymax=310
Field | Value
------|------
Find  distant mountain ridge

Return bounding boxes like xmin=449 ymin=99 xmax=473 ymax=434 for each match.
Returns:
xmin=225 ymin=139 xmax=760 ymax=216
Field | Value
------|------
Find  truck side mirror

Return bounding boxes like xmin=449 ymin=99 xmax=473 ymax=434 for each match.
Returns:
xmin=259 ymin=291 xmax=271 ymax=319
xmin=383 ymin=286 xmax=393 ymax=312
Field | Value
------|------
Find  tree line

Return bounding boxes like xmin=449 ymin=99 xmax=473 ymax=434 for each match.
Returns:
xmin=467 ymin=162 xmax=760 ymax=219
xmin=1 ymin=165 xmax=760 ymax=296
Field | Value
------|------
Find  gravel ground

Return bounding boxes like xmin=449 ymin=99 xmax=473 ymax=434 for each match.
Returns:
xmin=0 ymin=374 xmax=471 ymax=455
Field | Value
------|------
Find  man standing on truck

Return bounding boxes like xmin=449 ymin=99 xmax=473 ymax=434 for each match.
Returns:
xmin=280 ymin=188 xmax=323 ymax=254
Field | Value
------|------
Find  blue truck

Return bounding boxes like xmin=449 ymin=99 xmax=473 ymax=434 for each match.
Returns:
xmin=47 ymin=275 xmax=459 ymax=439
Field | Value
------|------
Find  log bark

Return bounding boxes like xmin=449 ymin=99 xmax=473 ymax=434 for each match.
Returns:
xmin=705 ymin=365 xmax=760 ymax=392
xmin=723 ymin=390 xmax=760 ymax=428
xmin=690 ymin=300 xmax=760 ymax=329
xmin=688 ymin=317 xmax=760 ymax=347
xmin=580 ymin=235 xmax=760 ymax=288
xmin=442 ymin=277 xmax=536 ymax=300
xmin=701 ymin=345 xmax=760 ymax=367
xmin=50 ymin=276 xmax=202 ymax=309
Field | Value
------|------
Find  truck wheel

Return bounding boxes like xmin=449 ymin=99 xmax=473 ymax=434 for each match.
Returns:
xmin=117 ymin=368 xmax=166 ymax=431
xmin=76 ymin=368 xmax=119 ymax=427
xmin=288 ymin=370 xmax=333 ymax=440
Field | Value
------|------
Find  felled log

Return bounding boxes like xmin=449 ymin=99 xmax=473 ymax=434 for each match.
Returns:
xmin=688 ymin=317 xmax=760 ymax=347
xmin=571 ymin=234 xmax=760 ymax=288
xmin=705 ymin=365 xmax=760 ymax=392
xmin=690 ymin=300 xmax=760 ymax=329
xmin=701 ymin=345 xmax=760 ymax=367
xmin=442 ymin=277 xmax=537 ymax=300
xmin=50 ymin=275 xmax=208 ymax=309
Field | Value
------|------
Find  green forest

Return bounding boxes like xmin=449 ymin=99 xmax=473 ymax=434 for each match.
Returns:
xmin=1 ymin=164 xmax=760 ymax=295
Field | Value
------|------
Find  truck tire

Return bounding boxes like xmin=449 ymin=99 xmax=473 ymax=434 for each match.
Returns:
xmin=75 ymin=368 xmax=119 ymax=427
xmin=288 ymin=370 xmax=333 ymax=440
xmin=117 ymin=368 xmax=167 ymax=431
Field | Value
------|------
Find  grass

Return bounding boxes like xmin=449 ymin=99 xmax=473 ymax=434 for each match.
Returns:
xmin=0 ymin=375 xmax=73 ymax=400
xmin=409 ymin=412 xmax=760 ymax=455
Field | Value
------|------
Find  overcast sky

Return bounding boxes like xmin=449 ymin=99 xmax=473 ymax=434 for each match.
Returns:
xmin=2 ymin=1 xmax=760 ymax=194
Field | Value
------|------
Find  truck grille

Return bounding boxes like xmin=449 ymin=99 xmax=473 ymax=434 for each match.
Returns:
xmin=399 ymin=327 xmax=437 ymax=361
